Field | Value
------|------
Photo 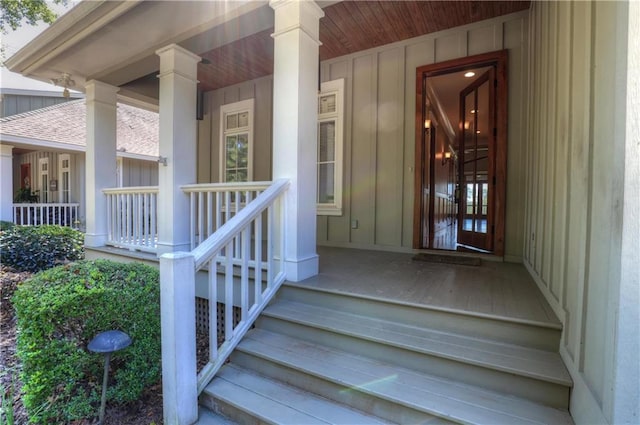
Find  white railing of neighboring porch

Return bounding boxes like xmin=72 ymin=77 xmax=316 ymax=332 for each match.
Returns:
xmin=103 ymin=186 xmax=158 ymax=252
xmin=12 ymin=203 xmax=80 ymax=227
xmin=159 ymin=179 xmax=289 ymax=420
xmin=103 ymin=182 xmax=273 ymax=254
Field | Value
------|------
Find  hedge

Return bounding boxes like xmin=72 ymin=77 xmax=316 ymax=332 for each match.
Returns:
xmin=0 ymin=225 xmax=84 ymax=272
xmin=12 ymin=260 xmax=161 ymax=423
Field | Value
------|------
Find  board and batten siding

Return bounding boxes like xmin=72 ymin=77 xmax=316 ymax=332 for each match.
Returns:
xmin=318 ymin=11 xmax=529 ymax=259
xmin=197 ymin=12 xmax=530 ymax=259
xmin=12 ymin=150 xmax=158 ymax=224
xmin=12 ymin=151 xmax=84 ymax=206
xmin=524 ymin=2 xmax=637 ymax=423
xmin=120 ymin=157 xmax=158 ymax=187
xmin=197 ymin=76 xmax=273 ymax=184
xmin=0 ymin=94 xmax=72 ymax=118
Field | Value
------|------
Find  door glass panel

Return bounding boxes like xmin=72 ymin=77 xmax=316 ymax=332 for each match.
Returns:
xmin=460 ymin=75 xmax=491 ymax=246
xmin=461 ymin=90 xmax=477 ymax=233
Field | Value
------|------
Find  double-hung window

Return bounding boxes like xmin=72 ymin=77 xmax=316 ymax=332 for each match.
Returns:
xmin=317 ymin=79 xmax=344 ymax=215
xmin=58 ymin=154 xmax=71 ymax=203
xmin=220 ymin=99 xmax=254 ymax=183
xmin=38 ymin=157 xmax=49 ymax=203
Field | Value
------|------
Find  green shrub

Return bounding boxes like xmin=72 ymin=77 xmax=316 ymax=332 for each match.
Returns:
xmin=13 ymin=260 xmax=161 ymax=423
xmin=0 ymin=225 xmax=84 ymax=272
xmin=0 ymin=221 xmax=14 ymax=232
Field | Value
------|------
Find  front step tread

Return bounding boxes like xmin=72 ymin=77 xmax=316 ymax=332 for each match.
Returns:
xmin=264 ymin=300 xmax=572 ymax=386
xmin=196 ymin=407 xmax=237 ymax=424
xmin=204 ymin=364 xmax=391 ymax=424
xmin=237 ymin=329 xmax=573 ymax=425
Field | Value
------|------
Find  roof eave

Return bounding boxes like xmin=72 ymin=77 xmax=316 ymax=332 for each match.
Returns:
xmin=5 ymin=1 xmax=142 ymax=78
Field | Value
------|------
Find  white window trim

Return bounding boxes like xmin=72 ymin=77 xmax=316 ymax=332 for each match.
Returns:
xmin=317 ymin=78 xmax=344 ymax=216
xmin=38 ymin=157 xmax=49 ymax=203
xmin=58 ymin=153 xmax=71 ymax=203
xmin=116 ymin=157 xmax=124 ymax=188
xmin=219 ymin=98 xmax=254 ymax=182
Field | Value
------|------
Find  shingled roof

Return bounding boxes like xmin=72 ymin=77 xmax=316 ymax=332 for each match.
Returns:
xmin=0 ymin=99 xmax=158 ymax=157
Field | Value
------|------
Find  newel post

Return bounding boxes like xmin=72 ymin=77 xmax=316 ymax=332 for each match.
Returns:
xmin=160 ymin=252 xmax=198 ymax=424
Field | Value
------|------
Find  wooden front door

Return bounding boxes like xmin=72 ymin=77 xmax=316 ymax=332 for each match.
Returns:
xmin=457 ymin=69 xmax=495 ymax=252
xmin=414 ymin=50 xmax=507 ymax=256
xmin=20 ymin=163 xmax=31 ymax=189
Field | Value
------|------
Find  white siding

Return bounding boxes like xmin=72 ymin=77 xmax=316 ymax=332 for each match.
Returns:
xmin=524 ymin=2 xmax=636 ymax=423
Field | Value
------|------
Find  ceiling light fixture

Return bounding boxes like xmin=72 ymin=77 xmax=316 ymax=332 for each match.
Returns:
xmin=464 ymin=71 xmax=475 ymax=78
xmin=50 ymin=73 xmax=75 ymax=98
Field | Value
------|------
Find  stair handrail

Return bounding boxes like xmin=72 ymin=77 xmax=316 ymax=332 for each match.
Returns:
xmin=193 ymin=178 xmax=289 ymax=394
xmin=191 ymin=179 xmax=288 ymax=270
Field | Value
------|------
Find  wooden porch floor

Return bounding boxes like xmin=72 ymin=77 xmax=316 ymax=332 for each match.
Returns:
xmin=296 ymin=246 xmax=561 ymax=326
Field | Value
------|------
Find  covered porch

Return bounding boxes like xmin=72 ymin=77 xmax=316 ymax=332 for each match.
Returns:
xmin=301 ymin=246 xmax=560 ymax=327
xmin=6 ymin=0 xmax=639 ymax=423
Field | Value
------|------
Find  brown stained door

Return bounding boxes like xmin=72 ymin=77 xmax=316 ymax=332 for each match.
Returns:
xmin=458 ymin=69 xmax=495 ymax=252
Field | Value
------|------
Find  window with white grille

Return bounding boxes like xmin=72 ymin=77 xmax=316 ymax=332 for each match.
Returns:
xmin=38 ymin=157 xmax=49 ymax=203
xmin=317 ymin=79 xmax=344 ymax=215
xmin=220 ymin=99 xmax=254 ymax=182
xmin=59 ymin=154 xmax=71 ymax=203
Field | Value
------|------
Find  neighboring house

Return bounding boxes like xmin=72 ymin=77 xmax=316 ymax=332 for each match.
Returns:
xmin=4 ymin=1 xmax=638 ymax=425
xmin=0 ymin=87 xmax=83 ymax=118
xmin=0 ymin=98 xmax=159 ymax=225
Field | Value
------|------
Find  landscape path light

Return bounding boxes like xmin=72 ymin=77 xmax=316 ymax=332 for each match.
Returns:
xmin=88 ymin=330 xmax=132 ymax=424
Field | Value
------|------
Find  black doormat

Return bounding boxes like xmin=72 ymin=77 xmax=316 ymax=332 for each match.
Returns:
xmin=412 ymin=253 xmax=482 ymax=267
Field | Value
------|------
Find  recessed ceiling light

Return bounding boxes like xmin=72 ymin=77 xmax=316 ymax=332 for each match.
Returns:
xmin=464 ymin=71 xmax=475 ymax=78
xmin=470 ymin=109 xmax=476 ymax=114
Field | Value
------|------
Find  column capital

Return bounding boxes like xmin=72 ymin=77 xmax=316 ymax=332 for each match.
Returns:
xmin=85 ymin=80 xmax=119 ymax=103
xmin=156 ymin=44 xmax=201 ymax=82
xmin=270 ymin=0 xmax=324 ymax=44
xmin=0 ymin=144 xmax=14 ymax=156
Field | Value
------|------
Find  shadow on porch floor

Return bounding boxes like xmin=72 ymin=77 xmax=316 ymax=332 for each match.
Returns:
xmin=297 ymin=246 xmax=560 ymax=326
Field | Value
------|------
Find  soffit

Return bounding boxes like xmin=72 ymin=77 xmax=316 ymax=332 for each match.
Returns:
xmin=197 ymin=0 xmax=530 ymax=91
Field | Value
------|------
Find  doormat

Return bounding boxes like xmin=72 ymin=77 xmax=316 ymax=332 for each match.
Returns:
xmin=412 ymin=253 xmax=482 ymax=267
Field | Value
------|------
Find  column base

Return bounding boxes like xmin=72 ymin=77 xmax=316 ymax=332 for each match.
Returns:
xmin=84 ymin=233 xmax=108 ymax=248
xmin=284 ymin=253 xmax=319 ymax=282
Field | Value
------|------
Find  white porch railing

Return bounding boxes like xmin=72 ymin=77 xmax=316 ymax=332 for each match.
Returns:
xmin=103 ymin=186 xmax=158 ymax=252
xmin=193 ymin=179 xmax=288 ymax=392
xmin=181 ymin=181 xmax=271 ymax=251
xmin=159 ymin=179 xmax=289 ymax=420
xmin=12 ymin=203 xmax=80 ymax=227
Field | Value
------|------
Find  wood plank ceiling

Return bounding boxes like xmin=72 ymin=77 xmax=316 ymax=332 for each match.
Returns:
xmin=194 ymin=1 xmax=530 ymax=91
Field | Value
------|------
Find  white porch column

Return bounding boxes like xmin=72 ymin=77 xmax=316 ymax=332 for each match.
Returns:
xmin=156 ymin=44 xmax=200 ymax=255
xmin=612 ymin=1 xmax=640 ymax=422
xmin=85 ymin=81 xmax=118 ymax=247
xmin=270 ymin=0 xmax=324 ymax=282
xmin=0 ymin=145 xmax=14 ymax=222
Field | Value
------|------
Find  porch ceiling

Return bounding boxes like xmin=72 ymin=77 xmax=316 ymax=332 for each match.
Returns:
xmin=6 ymin=0 xmax=529 ymax=102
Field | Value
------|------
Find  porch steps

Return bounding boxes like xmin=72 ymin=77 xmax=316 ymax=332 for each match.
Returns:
xmin=200 ymin=284 xmax=573 ymax=424
xmin=258 ymin=300 xmax=571 ymax=407
xmin=201 ymin=365 xmax=393 ymax=424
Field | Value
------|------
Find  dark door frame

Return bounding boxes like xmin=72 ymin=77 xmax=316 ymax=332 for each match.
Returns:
xmin=413 ymin=50 xmax=508 ymax=256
